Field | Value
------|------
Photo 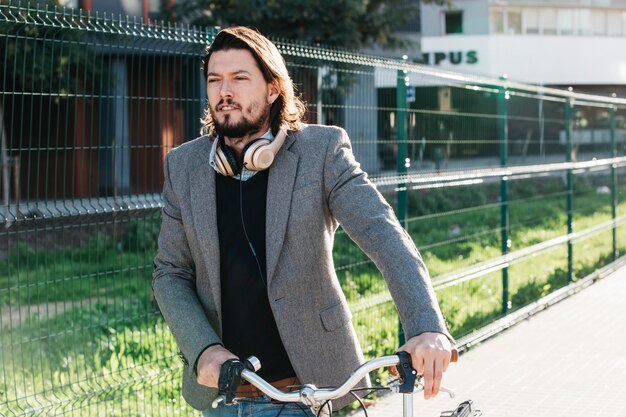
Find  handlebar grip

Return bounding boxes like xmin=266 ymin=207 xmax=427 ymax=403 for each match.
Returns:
xmin=389 ymin=347 xmax=459 ymax=376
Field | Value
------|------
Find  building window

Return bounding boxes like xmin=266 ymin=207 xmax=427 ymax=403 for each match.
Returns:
xmin=445 ymin=11 xmax=463 ymax=34
xmin=578 ymin=9 xmax=592 ymax=35
xmin=507 ymin=10 xmax=522 ymax=34
xmin=523 ymin=8 xmax=540 ymax=34
xmin=607 ymin=10 xmax=623 ymax=36
xmin=58 ymin=0 xmax=79 ymax=7
xmin=491 ymin=9 xmax=504 ymax=33
xmin=592 ymin=10 xmax=606 ymax=35
xmin=541 ymin=8 xmax=557 ymax=35
xmin=149 ymin=0 xmax=162 ymax=14
xmin=491 ymin=5 xmax=626 ymax=37
xmin=558 ymin=9 xmax=575 ymax=35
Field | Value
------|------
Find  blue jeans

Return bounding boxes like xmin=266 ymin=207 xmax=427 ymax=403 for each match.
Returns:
xmin=202 ymin=397 xmax=316 ymax=417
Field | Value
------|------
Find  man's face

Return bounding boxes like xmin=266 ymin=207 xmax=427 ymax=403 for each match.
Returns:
xmin=206 ymin=49 xmax=278 ymax=139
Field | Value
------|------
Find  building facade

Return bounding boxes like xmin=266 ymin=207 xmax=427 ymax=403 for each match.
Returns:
xmin=420 ymin=0 xmax=626 ymax=93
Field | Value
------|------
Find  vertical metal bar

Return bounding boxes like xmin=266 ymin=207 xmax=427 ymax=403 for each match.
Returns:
xmin=498 ymin=84 xmax=509 ymax=315
xmin=396 ymin=68 xmax=408 ymax=228
xmin=565 ymin=98 xmax=574 ymax=282
xmin=317 ymin=66 xmax=323 ymax=124
xmin=610 ymin=105 xmax=618 ymax=260
xmin=396 ymin=66 xmax=408 ymax=345
xmin=403 ymin=393 xmax=414 ymax=417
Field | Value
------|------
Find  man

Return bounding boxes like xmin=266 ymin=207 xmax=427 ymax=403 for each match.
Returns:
xmin=152 ymin=26 xmax=454 ymax=417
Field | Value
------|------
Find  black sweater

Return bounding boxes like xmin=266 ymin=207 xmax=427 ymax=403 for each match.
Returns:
xmin=215 ymin=170 xmax=295 ymax=381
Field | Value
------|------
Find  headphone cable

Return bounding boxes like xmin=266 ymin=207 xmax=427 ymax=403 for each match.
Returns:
xmin=239 ymin=170 xmax=268 ymax=287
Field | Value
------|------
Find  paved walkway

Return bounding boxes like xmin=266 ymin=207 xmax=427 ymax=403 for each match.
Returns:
xmin=353 ymin=265 xmax=626 ymax=417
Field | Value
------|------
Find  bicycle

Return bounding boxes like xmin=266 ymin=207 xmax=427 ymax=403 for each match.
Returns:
xmin=212 ymin=349 xmax=481 ymax=417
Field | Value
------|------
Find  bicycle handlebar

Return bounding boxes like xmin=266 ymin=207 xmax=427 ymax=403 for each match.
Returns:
xmin=213 ymin=348 xmax=458 ymax=411
xmin=241 ymin=355 xmax=402 ymax=403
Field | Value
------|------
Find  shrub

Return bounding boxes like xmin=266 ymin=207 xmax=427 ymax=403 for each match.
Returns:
xmin=120 ymin=216 xmax=161 ymax=253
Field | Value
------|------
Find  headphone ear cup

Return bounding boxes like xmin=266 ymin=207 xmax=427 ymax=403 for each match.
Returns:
xmin=242 ymin=138 xmax=272 ymax=171
xmin=215 ymin=141 xmax=241 ymax=176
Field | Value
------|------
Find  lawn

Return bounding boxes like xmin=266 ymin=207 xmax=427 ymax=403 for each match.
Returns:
xmin=1 ymin=174 xmax=624 ymax=416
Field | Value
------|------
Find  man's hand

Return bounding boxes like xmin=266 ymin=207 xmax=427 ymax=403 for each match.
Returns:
xmin=398 ymin=332 xmax=452 ymax=400
xmin=196 ymin=345 xmax=238 ymax=388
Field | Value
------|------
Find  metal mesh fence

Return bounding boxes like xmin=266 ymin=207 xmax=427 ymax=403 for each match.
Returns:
xmin=2 ymin=2 xmax=626 ymax=416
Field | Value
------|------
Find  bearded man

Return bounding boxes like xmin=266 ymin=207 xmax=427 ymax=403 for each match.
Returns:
xmin=153 ymin=26 xmax=454 ymax=417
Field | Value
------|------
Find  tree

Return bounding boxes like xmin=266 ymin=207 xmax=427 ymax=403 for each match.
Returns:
xmin=164 ymin=0 xmax=452 ymax=50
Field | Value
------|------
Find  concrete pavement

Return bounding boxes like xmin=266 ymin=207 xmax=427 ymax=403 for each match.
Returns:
xmin=351 ymin=264 xmax=626 ymax=417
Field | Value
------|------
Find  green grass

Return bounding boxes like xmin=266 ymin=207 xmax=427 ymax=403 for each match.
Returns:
xmin=1 ymin=177 xmax=625 ymax=416
xmin=343 ymin=176 xmax=626 ymax=350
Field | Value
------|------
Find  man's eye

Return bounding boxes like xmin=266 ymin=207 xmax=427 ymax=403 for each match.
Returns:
xmin=207 ymin=79 xmax=219 ymax=83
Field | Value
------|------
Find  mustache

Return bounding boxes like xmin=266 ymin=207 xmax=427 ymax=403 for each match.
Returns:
xmin=216 ymin=99 xmax=240 ymax=110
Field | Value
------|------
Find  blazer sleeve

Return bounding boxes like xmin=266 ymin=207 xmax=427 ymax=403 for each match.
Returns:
xmin=152 ymin=153 xmax=222 ymax=376
xmin=323 ymin=128 xmax=453 ymax=342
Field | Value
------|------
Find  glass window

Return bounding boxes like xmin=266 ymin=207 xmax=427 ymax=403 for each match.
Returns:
xmin=149 ymin=0 xmax=161 ymax=13
xmin=578 ymin=9 xmax=592 ymax=35
xmin=592 ymin=10 xmax=606 ymax=35
xmin=558 ymin=9 xmax=575 ymax=35
xmin=607 ymin=10 xmax=622 ymax=36
xmin=58 ymin=0 xmax=78 ymax=7
xmin=507 ymin=10 xmax=522 ymax=34
xmin=541 ymin=8 xmax=557 ymax=35
xmin=523 ymin=8 xmax=540 ymax=34
xmin=445 ymin=11 xmax=463 ymax=34
xmin=491 ymin=9 xmax=504 ymax=33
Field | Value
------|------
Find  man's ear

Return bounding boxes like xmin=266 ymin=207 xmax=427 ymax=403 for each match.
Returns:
xmin=267 ymin=82 xmax=279 ymax=104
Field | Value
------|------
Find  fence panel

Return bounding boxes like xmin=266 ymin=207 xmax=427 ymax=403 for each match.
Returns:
xmin=2 ymin=3 xmax=626 ymax=417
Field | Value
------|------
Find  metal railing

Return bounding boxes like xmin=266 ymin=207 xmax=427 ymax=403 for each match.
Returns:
xmin=1 ymin=2 xmax=625 ymax=416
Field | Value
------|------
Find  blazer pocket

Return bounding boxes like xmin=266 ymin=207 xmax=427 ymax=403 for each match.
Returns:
xmin=319 ymin=301 xmax=352 ymax=332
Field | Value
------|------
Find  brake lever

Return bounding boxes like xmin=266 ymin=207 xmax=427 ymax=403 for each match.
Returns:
xmin=392 ymin=352 xmax=455 ymax=398
xmin=413 ymin=377 xmax=456 ymax=399
xmin=217 ymin=359 xmax=245 ymax=405
xmin=395 ymin=351 xmax=418 ymax=393
xmin=212 ymin=357 xmax=262 ymax=408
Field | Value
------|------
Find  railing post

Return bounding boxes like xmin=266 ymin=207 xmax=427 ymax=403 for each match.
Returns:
xmin=610 ymin=105 xmax=618 ymax=260
xmin=498 ymin=82 xmax=510 ymax=315
xmin=565 ymin=98 xmax=574 ymax=282
xmin=396 ymin=66 xmax=409 ymax=229
xmin=396 ymin=64 xmax=409 ymax=345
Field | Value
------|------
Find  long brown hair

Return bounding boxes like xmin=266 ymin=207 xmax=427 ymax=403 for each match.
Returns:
xmin=200 ymin=26 xmax=306 ymax=136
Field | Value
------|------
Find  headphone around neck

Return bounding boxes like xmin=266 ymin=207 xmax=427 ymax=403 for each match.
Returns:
xmin=214 ymin=129 xmax=287 ymax=177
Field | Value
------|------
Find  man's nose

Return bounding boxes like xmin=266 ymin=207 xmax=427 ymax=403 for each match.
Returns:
xmin=219 ymin=79 xmax=233 ymax=98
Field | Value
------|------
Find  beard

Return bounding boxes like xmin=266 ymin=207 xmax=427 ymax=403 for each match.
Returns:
xmin=211 ymin=99 xmax=269 ymax=140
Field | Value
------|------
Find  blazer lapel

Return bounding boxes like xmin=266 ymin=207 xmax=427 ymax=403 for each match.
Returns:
xmin=190 ymin=160 xmax=222 ymax=321
xmin=266 ymin=136 xmax=298 ymax=287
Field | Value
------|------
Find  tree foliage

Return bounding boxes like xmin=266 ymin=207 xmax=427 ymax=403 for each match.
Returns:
xmin=1 ymin=0 xmax=103 ymax=93
xmin=164 ymin=0 xmax=452 ymax=50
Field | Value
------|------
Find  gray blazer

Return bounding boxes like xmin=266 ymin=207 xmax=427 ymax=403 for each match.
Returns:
xmin=152 ymin=124 xmax=451 ymax=411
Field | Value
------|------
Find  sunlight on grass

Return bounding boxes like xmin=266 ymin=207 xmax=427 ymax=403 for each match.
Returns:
xmin=2 ymin=179 xmax=625 ymax=416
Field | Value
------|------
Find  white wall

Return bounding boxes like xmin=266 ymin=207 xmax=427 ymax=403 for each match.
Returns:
xmin=421 ymin=34 xmax=626 ymax=84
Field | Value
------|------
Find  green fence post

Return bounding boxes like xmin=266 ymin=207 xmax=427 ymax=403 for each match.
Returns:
xmin=396 ymin=63 xmax=409 ymax=345
xmin=498 ymin=81 xmax=510 ymax=315
xmin=396 ymin=66 xmax=408 ymax=229
xmin=565 ymin=98 xmax=574 ymax=282
xmin=611 ymin=105 xmax=618 ymax=260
